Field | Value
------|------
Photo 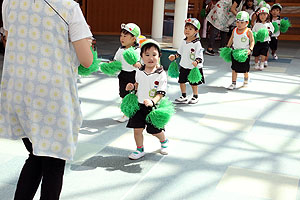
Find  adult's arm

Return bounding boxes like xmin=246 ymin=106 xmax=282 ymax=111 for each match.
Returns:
xmin=72 ymin=39 xmax=93 ymax=68
xmin=230 ymin=1 xmax=239 ymax=16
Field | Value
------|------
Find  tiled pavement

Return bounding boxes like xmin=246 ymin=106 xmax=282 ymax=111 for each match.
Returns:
xmin=0 ymin=36 xmax=300 ymax=200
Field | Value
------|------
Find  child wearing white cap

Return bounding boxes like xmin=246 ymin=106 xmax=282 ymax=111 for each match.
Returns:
xmin=169 ymin=18 xmax=205 ymax=104
xmin=114 ymin=23 xmax=141 ymax=122
xmin=269 ymin=3 xmax=282 ymax=60
xmin=226 ymin=11 xmax=255 ymax=90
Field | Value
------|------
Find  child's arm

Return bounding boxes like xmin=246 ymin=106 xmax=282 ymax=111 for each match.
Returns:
xmin=125 ymin=82 xmax=138 ymax=91
xmin=226 ymin=31 xmax=234 ymax=47
xmin=144 ymin=94 xmax=163 ymax=107
xmin=248 ymin=29 xmax=254 ymax=55
xmin=168 ymin=53 xmax=181 ymax=61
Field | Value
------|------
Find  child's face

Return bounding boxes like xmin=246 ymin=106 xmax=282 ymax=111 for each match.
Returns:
xmin=120 ymin=32 xmax=136 ymax=48
xmin=184 ymin=25 xmax=198 ymax=39
xmin=259 ymin=13 xmax=268 ymax=22
xmin=236 ymin=21 xmax=249 ymax=29
xmin=141 ymin=46 xmax=160 ymax=68
xmin=247 ymin=0 xmax=253 ymax=7
xmin=271 ymin=8 xmax=280 ymax=17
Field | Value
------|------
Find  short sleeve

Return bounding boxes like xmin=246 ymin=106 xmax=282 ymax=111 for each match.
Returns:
xmin=195 ymin=41 xmax=204 ymax=60
xmin=69 ymin=4 xmax=92 ymax=42
xmin=113 ymin=48 xmax=122 ymax=61
xmin=2 ymin=0 xmax=9 ymax=31
xmin=157 ymin=71 xmax=167 ymax=93
xmin=177 ymin=40 xmax=184 ymax=56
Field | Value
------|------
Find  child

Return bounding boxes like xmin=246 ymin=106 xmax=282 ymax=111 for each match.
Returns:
xmin=227 ymin=11 xmax=255 ymax=90
xmin=269 ymin=3 xmax=282 ymax=60
xmin=169 ymin=18 xmax=205 ymax=104
xmin=125 ymin=39 xmax=169 ymax=160
xmin=243 ymin=0 xmax=255 ymax=17
xmin=252 ymin=7 xmax=274 ymax=70
xmin=114 ymin=23 xmax=141 ymax=122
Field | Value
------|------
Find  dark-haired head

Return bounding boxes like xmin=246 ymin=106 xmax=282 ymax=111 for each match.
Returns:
xmin=140 ymin=43 xmax=161 ymax=57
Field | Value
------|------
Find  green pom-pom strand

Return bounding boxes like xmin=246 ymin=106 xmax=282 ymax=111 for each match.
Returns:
xmin=168 ymin=61 xmax=179 ymax=78
xmin=188 ymin=67 xmax=202 ymax=84
xmin=120 ymin=92 xmax=140 ymax=118
xmin=232 ymin=49 xmax=248 ymax=63
xmin=146 ymin=98 xmax=175 ymax=129
xmin=100 ymin=61 xmax=122 ymax=76
xmin=280 ymin=19 xmax=291 ymax=33
xmin=272 ymin=22 xmax=279 ymax=34
xmin=78 ymin=48 xmax=100 ymax=76
xmin=219 ymin=47 xmax=232 ymax=63
xmin=256 ymin=28 xmax=269 ymax=43
xmin=123 ymin=47 xmax=139 ymax=65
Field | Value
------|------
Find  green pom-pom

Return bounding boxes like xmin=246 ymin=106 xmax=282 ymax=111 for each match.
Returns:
xmin=188 ymin=67 xmax=202 ymax=84
xmin=123 ymin=47 xmax=139 ymax=65
xmin=120 ymin=92 xmax=140 ymax=118
xmin=146 ymin=98 xmax=175 ymax=129
xmin=252 ymin=31 xmax=258 ymax=44
xmin=280 ymin=19 xmax=291 ymax=33
xmin=100 ymin=61 xmax=122 ymax=76
xmin=256 ymin=28 xmax=269 ymax=43
xmin=232 ymin=49 xmax=248 ymax=62
xmin=168 ymin=61 xmax=179 ymax=78
xmin=219 ymin=47 xmax=232 ymax=63
xmin=78 ymin=48 xmax=100 ymax=76
xmin=272 ymin=22 xmax=279 ymax=34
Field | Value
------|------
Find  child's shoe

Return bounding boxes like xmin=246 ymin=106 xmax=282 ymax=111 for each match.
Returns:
xmin=243 ymin=80 xmax=249 ymax=87
xmin=175 ymin=96 xmax=188 ymax=103
xmin=188 ymin=97 xmax=199 ymax=104
xmin=273 ymin=54 xmax=278 ymax=60
xmin=254 ymin=63 xmax=260 ymax=70
xmin=259 ymin=63 xmax=264 ymax=70
xmin=264 ymin=61 xmax=268 ymax=68
xmin=160 ymin=139 xmax=169 ymax=155
xmin=128 ymin=150 xmax=145 ymax=160
xmin=228 ymin=84 xmax=236 ymax=90
xmin=117 ymin=115 xmax=129 ymax=123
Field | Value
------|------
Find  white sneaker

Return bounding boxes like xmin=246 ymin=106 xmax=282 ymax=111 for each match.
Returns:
xmin=128 ymin=150 xmax=145 ymax=160
xmin=273 ymin=54 xmax=278 ymax=60
xmin=188 ymin=97 xmax=199 ymax=104
xmin=160 ymin=139 xmax=169 ymax=155
xmin=175 ymin=96 xmax=188 ymax=103
xmin=259 ymin=63 xmax=264 ymax=70
xmin=264 ymin=61 xmax=268 ymax=68
xmin=254 ymin=63 xmax=260 ymax=70
xmin=117 ymin=115 xmax=129 ymax=123
xmin=228 ymin=84 xmax=236 ymax=90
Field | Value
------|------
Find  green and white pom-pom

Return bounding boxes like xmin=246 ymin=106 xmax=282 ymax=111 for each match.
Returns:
xmin=252 ymin=31 xmax=258 ymax=44
xmin=168 ymin=61 xmax=179 ymax=78
xmin=100 ymin=61 xmax=122 ymax=76
xmin=78 ymin=48 xmax=100 ymax=76
xmin=123 ymin=47 xmax=139 ymax=65
xmin=188 ymin=67 xmax=202 ymax=84
xmin=219 ymin=47 xmax=232 ymax=63
xmin=256 ymin=28 xmax=269 ymax=43
xmin=232 ymin=49 xmax=248 ymax=63
xmin=146 ymin=98 xmax=175 ymax=129
xmin=272 ymin=22 xmax=279 ymax=34
xmin=280 ymin=19 xmax=291 ymax=33
xmin=120 ymin=92 xmax=140 ymax=118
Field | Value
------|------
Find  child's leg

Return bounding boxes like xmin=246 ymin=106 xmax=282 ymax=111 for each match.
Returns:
xmin=128 ymin=128 xmax=145 ymax=160
xmin=188 ymin=85 xmax=199 ymax=104
xmin=180 ymin=83 xmax=186 ymax=96
xmin=260 ymin=55 xmax=266 ymax=70
xmin=228 ymin=70 xmax=237 ymax=90
xmin=153 ymin=131 xmax=169 ymax=155
xmin=254 ymin=56 xmax=259 ymax=69
xmin=244 ymin=72 xmax=249 ymax=86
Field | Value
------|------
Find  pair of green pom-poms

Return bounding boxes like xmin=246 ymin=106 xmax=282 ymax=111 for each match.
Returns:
xmin=272 ymin=22 xmax=279 ymax=34
xmin=188 ymin=67 xmax=202 ymax=84
xmin=219 ymin=47 xmax=232 ymax=62
xmin=168 ymin=61 xmax=179 ymax=78
xmin=123 ymin=47 xmax=139 ymax=65
xmin=280 ymin=19 xmax=291 ymax=33
xmin=232 ymin=49 xmax=248 ymax=62
xmin=100 ymin=61 xmax=122 ymax=76
xmin=120 ymin=92 xmax=140 ymax=118
xmin=146 ymin=98 xmax=175 ymax=129
xmin=256 ymin=28 xmax=269 ymax=43
xmin=78 ymin=47 xmax=100 ymax=76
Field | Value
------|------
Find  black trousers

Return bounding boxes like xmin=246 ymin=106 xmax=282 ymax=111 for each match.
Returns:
xmin=14 ymin=138 xmax=66 ymax=200
xmin=208 ymin=23 xmax=228 ymax=49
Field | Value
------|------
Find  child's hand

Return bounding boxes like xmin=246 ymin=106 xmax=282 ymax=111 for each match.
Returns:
xmin=169 ymin=54 xmax=175 ymax=61
xmin=247 ymin=49 xmax=251 ymax=55
xmin=126 ymin=83 xmax=134 ymax=91
xmin=133 ymin=62 xmax=141 ymax=69
xmin=144 ymin=99 xmax=154 ymax=107
xmin=192 ymin=61 xmax=198 ymax=67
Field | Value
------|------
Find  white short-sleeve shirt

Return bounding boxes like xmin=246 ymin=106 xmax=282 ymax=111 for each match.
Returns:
xmin=252 ymin=22 xmax=274 ymax=42
xmin=114 ymin=46 xmax=140 ymax=72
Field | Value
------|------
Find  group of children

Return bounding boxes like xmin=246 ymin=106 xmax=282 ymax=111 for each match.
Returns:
xmin=109 ymin=2 xmax=284 ymax=159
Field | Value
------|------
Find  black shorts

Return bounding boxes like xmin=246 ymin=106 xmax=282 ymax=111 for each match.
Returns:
xmin=252 ymin=41 xmax=269 ymax=57
xmin=118 ymin=70 xmax=136 ymax=98
xmin=231 ymin=54 xmax=250 ymax=73
xmin=269 ymin=37 xmax=278 ymax=51
xmin=178 ymin=67 xmax=205 ymax=85
xmin=126 ymin=104 xmax=164 ymax=134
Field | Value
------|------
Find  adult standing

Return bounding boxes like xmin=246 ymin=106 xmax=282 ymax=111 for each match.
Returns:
xmin=1 ymin=0 xmax=93 ymax=199
xmin=206 ymin=0 xmax=245 ymax=55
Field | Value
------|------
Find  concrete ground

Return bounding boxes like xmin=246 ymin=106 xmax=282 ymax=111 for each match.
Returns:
xmin=1 ymin=36 xmax=300 ymax=200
